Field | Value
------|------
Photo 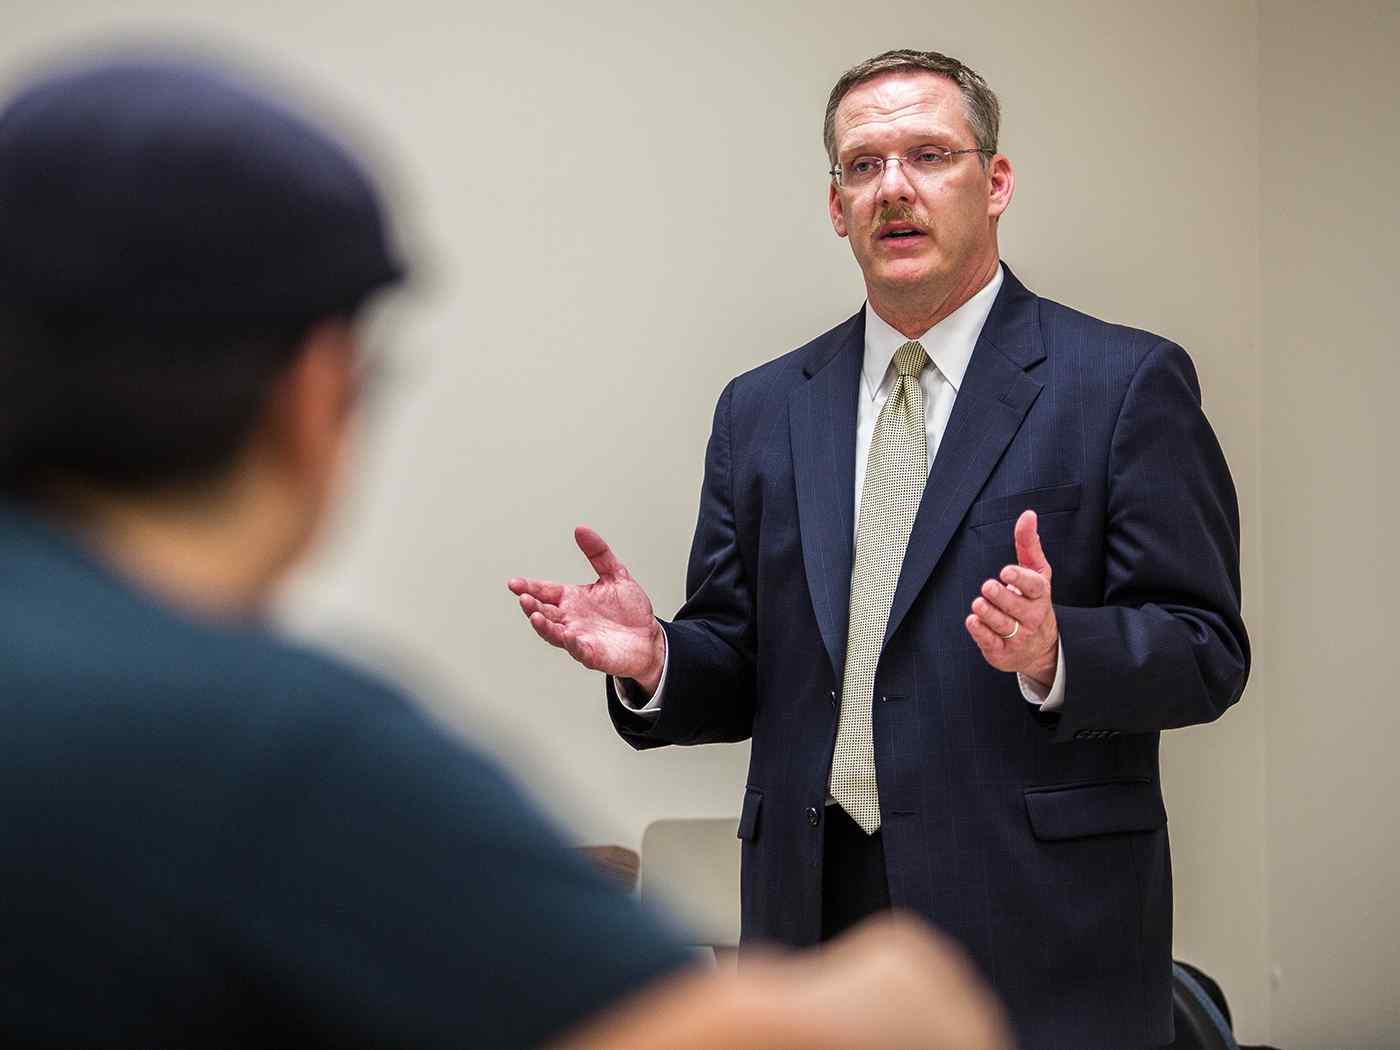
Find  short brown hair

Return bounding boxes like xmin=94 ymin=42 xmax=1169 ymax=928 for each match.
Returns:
xmin=823 ymin=49 xmax=1000 ymax=165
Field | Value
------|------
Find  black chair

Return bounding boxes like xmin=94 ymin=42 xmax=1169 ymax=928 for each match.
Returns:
xmin=1168 ymin=960 xmax=1282 ymax=1050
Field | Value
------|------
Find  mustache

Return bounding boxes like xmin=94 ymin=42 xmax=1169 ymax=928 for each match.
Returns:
xmin=873 ymin=203 xmax=928 ymax=233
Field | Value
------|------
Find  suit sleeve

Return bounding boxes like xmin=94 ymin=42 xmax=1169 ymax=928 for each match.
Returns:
xmin=608 ymin=379 xmax=759 ymax=749
xmin=1052 ymin=340 xmax=1250 ymax=740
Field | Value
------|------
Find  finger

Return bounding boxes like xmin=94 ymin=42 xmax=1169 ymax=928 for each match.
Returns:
xmin=574 ymin=525 xmax=625 ymax=579
xmin=965 ymin=613 xmax=1007 ymax=653
xmin=979 ymin=578 xmax=1037 ymax=623
xmin=971 ymin=596 xmax=1018 ymax=639
xmin=998 ymin=564 xmax=1047 ymax=601
xmin=518 ymin=594 xmax=564 ymax=623
xmin=507 ymin=576 xmax=566 ymax=604
xmin=1013 ymin=510 xmax=1052 ymax=578
xmin=528 ymin=611 xmax=570 ymax=649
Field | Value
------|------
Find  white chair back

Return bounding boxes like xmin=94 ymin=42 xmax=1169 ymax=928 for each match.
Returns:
xmin=639 ymin=817 xmax=742 ymax=949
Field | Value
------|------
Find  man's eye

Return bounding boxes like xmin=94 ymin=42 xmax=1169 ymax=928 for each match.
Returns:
xmin=913 ymin=150 xmax=946 ymax=165
xmin=850 ymin=158 xmax=880 ymax=175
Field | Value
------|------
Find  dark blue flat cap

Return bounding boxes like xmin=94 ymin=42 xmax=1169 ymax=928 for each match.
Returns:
xmin=0 ymin=59 xmax=404 ymax=320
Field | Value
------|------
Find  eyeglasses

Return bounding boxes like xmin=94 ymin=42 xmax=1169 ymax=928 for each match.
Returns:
xmin=829 ymin=146 xmax=993 ymax=188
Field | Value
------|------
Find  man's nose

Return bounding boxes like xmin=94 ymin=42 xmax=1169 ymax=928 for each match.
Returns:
xmin=876 ymin=158 xmax=916 ymax=206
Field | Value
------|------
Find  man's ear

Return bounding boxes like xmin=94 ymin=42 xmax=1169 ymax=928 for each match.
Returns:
xmin=829 ymin=181 xmax=850 ymax=238
xmin=260 ymin=319 xmax=358 ymax=485
xmin=987 ymin=154 xmax=1014 ymax=220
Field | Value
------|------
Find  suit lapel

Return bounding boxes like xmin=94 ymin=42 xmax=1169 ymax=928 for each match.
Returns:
xmin=789 ymin=312 xmax=863 ymax=683
xmin=883 ymin=268 xmax=1047 ymax=648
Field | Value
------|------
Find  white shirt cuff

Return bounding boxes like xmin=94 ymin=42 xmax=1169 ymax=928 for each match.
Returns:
xmin=1017 ymin=638 xmax=1066 ymax=712
xmin=612 ymin=625 xmax=668 ymax=716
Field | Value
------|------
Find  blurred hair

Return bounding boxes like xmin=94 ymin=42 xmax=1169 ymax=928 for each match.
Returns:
xmin=0 ymin=306 xmax=334 ymax=498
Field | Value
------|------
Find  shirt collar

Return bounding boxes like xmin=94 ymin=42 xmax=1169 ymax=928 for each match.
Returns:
xmin=861 ymin=263 xmax=1004 ymax=399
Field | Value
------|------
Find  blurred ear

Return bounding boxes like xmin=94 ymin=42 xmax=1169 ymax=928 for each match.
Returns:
xmin=259 ymin=318 xmax=359 ymax=495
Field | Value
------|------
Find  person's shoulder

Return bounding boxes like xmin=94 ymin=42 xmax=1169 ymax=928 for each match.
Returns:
xmin=723 ymin=307 xmax=862 ymax=407
xmin=167 ymin=620 xmax=443 ymax=774
xmin=0 ymin=526 xmax=419 ymax=760
xmin=215 ymin=625 xmax=413 ymax=720
xmin=0 ymin=522 xmax=466 ymax=840
xmin=1034 ymin=292 xmax=1185 ymax=367
xmin=1028 ymin=292 xmax=1209 ymax=416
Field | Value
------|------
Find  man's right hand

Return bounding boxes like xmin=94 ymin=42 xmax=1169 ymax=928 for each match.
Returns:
xmin=507 ymin=526 xmax=666 ymax=697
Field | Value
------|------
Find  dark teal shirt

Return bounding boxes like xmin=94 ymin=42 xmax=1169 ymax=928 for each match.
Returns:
xmin=0 ymin=505 xmax=689 ymax=1047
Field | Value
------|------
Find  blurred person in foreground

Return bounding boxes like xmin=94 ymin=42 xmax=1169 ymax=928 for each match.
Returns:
xmin=0 ymin=58 xmax=1009 ymax=1049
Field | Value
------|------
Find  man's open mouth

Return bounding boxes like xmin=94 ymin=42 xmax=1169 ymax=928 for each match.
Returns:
xmin=879 ymin=225 xmax=925 ymax=240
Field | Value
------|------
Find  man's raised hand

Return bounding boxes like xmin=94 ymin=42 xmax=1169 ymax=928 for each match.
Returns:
xmin=507 ymin=526 xmax=667 ymax=696
xmin=965 ymin=509 xmax=1060 ymax=687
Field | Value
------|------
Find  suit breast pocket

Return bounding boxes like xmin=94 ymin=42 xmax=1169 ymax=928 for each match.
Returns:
xmin=967 ymin=482 xmax=1082 ymax=547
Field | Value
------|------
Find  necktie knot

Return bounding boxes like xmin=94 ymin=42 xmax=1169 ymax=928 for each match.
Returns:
xmin=893 ymin=340 xmax=929 ymax=380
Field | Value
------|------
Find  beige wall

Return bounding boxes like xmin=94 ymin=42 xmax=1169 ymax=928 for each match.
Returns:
xmin=1260 ymin=3 xmax=1400 ymax=1047
xmin=3 ymin=1 xmax=1395 ymax=1043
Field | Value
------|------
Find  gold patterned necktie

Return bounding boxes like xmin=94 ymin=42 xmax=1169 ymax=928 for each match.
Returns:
xmin=829 ymin=340 xmax=930 ymax=834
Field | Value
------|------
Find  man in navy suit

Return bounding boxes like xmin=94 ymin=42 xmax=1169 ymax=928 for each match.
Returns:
xmin=511 ymin=48 xmax=1248 ymax=1049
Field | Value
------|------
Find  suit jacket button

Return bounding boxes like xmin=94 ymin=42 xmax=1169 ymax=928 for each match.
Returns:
xmin=806 ymin=806 xmax=821 ymax=827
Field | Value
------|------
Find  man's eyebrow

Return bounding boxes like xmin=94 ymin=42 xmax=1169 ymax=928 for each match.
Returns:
xmin=839 ymin=133 xmax=955 ymax=157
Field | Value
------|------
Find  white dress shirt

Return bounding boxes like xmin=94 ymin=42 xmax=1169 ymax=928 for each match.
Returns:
xmin=620 ymin=263 xmax=1066 ymax=715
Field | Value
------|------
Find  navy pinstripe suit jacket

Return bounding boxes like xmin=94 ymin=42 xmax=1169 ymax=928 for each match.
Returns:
xmin=609 ymin=265 xmax=1249 ymax=1050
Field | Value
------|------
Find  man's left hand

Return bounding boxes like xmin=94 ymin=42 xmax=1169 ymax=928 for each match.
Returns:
xmin=965 ymin=510 xmax=1059 ymax=688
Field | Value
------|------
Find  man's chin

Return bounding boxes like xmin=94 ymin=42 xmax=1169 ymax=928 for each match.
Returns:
xmin=866 ymin=259 xmax=940 ymax=292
